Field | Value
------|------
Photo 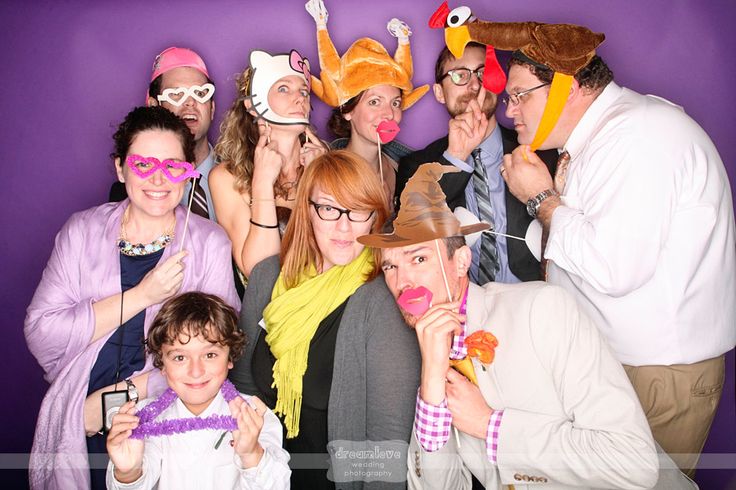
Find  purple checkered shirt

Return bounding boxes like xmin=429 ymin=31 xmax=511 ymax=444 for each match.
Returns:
xmin=414 ymin=288 xmax=504 ymax=462
xmin=449 ymin=288 xmax=469 ymax=360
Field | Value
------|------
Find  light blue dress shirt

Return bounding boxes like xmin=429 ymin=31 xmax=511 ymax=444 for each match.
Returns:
xmin=442 ymin=125 xmax=521 ymax=284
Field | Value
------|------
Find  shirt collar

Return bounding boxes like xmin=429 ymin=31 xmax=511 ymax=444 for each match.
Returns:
xmin=473 ymin=123 xmax=503 ymax=166
xmin=196 ymin=144 xmax=215 ymax=182
xmin=563 ymin=81 xmax=623 ymax=160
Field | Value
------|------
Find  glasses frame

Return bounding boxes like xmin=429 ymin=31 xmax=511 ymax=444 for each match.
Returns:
xmin=502 ymin=82 xmax=551 ymax=107
xmin=441 ymin=66 xmax=485 ymax=86
xmin=309 ymin=200 xmax=375 ymax=223
xmin=124 ymin=154 xmax=200 ymax=183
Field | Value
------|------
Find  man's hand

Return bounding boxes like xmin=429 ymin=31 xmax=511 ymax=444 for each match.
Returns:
xmin=447 ymin=89 xmax=489 ymax=162
xmin=445 ymin=368 xmax=493 ymax=439
xmin=414 ymin=302 xmax=464 ymax=405
xmin=107 ymin=401 xmax=144 ymax=484
xmin=501 ymin=145 xmax=554 ymax=203
xmin=230 ymin=396 xmax=266 ymax=469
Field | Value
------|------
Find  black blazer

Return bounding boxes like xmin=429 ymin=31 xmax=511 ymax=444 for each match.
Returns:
xmin=396 ymin=125 xmax=557 ymax=282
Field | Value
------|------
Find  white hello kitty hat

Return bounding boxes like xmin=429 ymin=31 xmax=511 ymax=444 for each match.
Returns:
xmin=244 ymin=49 xmax=311 ymax=125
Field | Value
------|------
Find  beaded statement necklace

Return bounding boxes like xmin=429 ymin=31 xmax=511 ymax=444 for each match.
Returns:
xmin=117 ymin=207 xmax=175 ymax=256
xmin=130 ymin=379 xmax=240 ymax=439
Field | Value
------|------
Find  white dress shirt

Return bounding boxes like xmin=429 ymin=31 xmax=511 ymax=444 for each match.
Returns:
xmin=107 ymin=390 xmax=290 ymax=489
xmin=543 ymin=82 xmax=736 ymax=366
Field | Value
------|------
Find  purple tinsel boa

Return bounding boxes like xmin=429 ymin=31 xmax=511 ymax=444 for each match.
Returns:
xmin=130 ymin=379 xmax=240 ymax=439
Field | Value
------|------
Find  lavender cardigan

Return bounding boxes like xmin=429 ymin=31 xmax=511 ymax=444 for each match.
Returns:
xmin=24 ymin=201 xmax=240 ymax=489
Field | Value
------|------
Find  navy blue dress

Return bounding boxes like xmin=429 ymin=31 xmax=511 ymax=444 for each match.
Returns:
xmin=86 ymin=249 xmax=164 ymax=489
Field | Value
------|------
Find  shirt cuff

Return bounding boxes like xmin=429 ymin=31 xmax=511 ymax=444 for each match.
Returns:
xmin=442 ymin=150 xmax=473 ymax=173
xmin=485 ymin=409 xmax=504 ymax=464
xmin=414 ymin=390 xmax=453 ymax=452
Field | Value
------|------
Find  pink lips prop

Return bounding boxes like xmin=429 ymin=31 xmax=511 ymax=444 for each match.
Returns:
xmin=397 ymin=286 xmax=433 ymax=317
xmin=376 ymin=120 xmax=400 ymax=144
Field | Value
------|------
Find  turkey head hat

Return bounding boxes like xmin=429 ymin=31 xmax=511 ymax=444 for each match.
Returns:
xmin=430 ymin=2 xmax=605 ymax=150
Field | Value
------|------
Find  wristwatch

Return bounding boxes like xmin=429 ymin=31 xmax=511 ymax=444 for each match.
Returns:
xmin=526 ymin=189 xmax=559 ymax=218
xmin=125 ymin=378 xmax=139 ymax=403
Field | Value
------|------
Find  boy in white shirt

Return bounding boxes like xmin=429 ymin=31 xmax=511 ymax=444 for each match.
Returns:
xmin=106 ymin=292 xmax=290 ymax=489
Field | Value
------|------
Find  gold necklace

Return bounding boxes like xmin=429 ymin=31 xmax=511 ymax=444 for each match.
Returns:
xmin=117 ymin=207 xmax=175 ymax=256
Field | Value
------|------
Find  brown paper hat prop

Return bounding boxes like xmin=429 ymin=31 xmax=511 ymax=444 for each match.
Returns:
xmin=430 ymin=2 xmax=605 ymax=150
xmin=358 ymin=162 xmax=489 ymax=248
xmin=307 ymin=4 xmax=429 ymax=110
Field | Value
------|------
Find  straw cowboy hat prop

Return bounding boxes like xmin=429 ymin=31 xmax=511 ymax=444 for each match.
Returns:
xmin=430 ymin=1 xmax=605 ymax=150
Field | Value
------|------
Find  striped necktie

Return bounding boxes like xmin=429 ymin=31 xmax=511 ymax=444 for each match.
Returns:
xmin=471 ymin=148 xmax=500 ymax=284
xmin=542 ymin=150 xmax=572 ymax=279
xmin=190 ymin=177 xmax=209 ymax=219
xmin=554 ymin=150 xmax=571 ymax=194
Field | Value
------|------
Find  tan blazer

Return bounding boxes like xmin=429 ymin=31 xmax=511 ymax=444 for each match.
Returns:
xmin=408 ymin=281 xmax=696 ymax=490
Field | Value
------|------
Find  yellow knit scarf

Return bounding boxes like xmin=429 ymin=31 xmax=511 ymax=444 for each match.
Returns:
xmin=263 ymin=248 xmax=374 ymax=438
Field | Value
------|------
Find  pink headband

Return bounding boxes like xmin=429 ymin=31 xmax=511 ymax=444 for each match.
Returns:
xmin=151 ymin=47 xmax=209 ymax=81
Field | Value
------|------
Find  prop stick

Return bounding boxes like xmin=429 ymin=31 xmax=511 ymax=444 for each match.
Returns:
xmin=179 ymin=180 xmax=196 ymax=253
xmin=484 ymin=230 xmax=525 ymax=241
xmin=433 ymin=239 xmax=453 ymax=301
xmin=375 ymin=132 xmax=384 ymax=184
xmin=433 ymin=238 xmax=462 ymax=449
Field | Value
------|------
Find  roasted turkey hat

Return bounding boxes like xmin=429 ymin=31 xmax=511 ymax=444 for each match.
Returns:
xmin=311 ymin=29 xmax=429 ymax=110
xmin=358 ymin=163 xmax=488 ymax=248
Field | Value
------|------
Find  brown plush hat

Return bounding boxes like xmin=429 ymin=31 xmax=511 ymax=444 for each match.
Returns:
xmin=431 ymin=2 xmax=605 ymax=75
xmin=430 ymin=2 xmax=605 ymax=151
xmin=310 ymin=27 xmax=429 ymax=110
xmin=358 ymin=162 xmax=489 ymax=248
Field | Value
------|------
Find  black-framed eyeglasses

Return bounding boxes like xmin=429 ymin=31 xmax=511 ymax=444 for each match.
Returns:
xmin=502 ymin=83 xmax=550 ymax=106
xmin=309 ymin=200 xmax=374 ymax=222
xmin=441 ymin=66 xmax=485 ymax=86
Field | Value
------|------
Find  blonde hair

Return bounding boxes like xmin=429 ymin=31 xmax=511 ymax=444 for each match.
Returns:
xmin=280 ymin=150 xmax=389 ymax=288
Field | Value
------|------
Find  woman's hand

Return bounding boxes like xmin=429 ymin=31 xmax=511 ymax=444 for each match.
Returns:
xmin=134 ymin=251 xmax=187 ymax=308
xmin=300 ymin=127 xmax=327 ymax=168
xmin=229 ymin=396 xmax=266 ymax=469
xmin=107 ymin=401 xmax=144 ymax=484
xmin=252 ymin=124 xmax=285 ymax=189
xmin=84 ymin=388 xmax=104 ymax=436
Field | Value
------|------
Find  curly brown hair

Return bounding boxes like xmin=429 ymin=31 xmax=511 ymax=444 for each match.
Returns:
xmin=111 ymin=106 xmax=195 ymax=167
xmin=214 ymin=68 xmax=260 ymax=195
xmin=509 ymin=53 xmax=613 ymax=92
xmin=327 ymin=92 xmax=362 ymax=139
xmin=146 ymin=292 xmax=245 ymax=369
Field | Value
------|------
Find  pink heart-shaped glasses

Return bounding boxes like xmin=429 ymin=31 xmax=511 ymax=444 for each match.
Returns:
xmin=125 ymin=155 xmax=200 ymax=183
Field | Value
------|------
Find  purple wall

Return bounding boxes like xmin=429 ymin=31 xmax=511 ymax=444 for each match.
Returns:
xmin=1 ymin=0 xmax=734 ymax=487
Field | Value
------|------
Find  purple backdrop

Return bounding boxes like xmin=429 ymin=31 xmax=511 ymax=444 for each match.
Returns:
xmin=1 ymin=0 xmax=734 ymax=488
